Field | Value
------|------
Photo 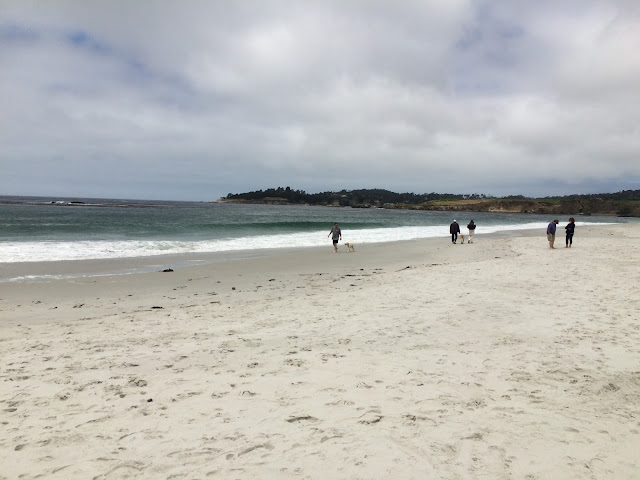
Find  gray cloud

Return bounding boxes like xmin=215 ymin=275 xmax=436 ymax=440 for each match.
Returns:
xmin=1 ymin=0 xmax=639 ymax=200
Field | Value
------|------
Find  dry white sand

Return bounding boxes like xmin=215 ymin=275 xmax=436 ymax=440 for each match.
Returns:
xmin=1 ymin=224 xmax=639 ymax=479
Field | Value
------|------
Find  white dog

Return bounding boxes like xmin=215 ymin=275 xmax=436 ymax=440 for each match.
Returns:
xmin=344 ymin=242 xmax=356 ymax=252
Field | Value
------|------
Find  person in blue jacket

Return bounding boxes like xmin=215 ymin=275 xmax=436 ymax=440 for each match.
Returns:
xmin=547 ymin=219 xmax=559 ymax=249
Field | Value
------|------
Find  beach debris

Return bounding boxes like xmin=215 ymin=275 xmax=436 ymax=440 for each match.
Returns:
xmin=147 ymin=398 xmax=153 ymax=403
xmin=161 ymin=268 xmax=173 ymax=272
xmin=151 ymin=306 xmax=163 ymax=309
xmin=232 ymin=287 xmax=236 ymax=290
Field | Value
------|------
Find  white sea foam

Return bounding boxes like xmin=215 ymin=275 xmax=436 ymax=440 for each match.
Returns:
xmin=0 ymin=221 xmax=615 ymax=263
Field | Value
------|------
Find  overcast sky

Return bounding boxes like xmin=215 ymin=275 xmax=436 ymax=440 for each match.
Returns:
xmin=1 ymin=1 xmax=639 ymax=200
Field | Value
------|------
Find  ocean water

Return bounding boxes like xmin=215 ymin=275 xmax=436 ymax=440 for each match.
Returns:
xmin=0 ymin=195 xmax=625 ymax=265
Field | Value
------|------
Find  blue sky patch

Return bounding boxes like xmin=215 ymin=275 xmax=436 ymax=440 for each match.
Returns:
xmin=0 ymin=24 xmax=39 ymax=42
xmin=66 ymin=30 xmax=110 ymax=55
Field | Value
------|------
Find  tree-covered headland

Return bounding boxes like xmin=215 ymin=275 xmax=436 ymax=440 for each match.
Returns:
xmin=221 ymin=187 xmax=640 ymax=217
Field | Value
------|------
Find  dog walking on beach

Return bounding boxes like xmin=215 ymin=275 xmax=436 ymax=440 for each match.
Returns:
xmin=344 ymin=242 xmax=355 ymax=252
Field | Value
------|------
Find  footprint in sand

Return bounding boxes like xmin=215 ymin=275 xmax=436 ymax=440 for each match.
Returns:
xmin=286 ymin=415 xmax=318 ymax=423
xmin=358 ymin=411 xmax=383 ymax=424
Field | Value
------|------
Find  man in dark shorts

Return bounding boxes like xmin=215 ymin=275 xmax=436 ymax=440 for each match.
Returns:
xmin=328 ymin=222 xmax=342 ymax=253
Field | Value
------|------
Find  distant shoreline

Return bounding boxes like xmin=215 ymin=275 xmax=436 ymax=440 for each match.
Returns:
xmin=2 ymin=194 xmax=638 ymax=217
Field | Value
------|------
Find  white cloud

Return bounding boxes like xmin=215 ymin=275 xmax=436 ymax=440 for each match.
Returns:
xmin=1 ymin=0 xmax=639 ymax=200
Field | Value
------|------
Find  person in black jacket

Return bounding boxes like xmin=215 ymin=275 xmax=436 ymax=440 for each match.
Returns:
xmin=467 ymin=220 xmax=476 ymax=244
xmin=450 ymin=220 xmax=460 ymax=244
xmin=565 ymin=217 xmax=575 ymax=248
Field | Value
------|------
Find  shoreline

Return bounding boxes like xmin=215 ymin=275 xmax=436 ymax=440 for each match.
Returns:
xmin=0 ymin=226 xmax=590 ymax=284
xmin=0 ymin=232 xmax=501 ymax=284
xmin=1 ymin=223 xmax=639 ymax=478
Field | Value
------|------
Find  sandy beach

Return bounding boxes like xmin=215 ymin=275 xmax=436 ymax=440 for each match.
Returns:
xmin=1 ymin=224 xmax=639 ymax=479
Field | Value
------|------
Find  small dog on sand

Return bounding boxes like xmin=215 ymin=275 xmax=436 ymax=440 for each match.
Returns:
xmin=460 ymin=234 xmax=465 ymax=244
xmin=344 ymin=242 xmax=356 ymax=252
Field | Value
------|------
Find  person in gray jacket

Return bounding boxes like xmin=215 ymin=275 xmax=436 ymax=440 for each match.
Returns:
xmin=328 ymin=222 xmax=342 ymax=253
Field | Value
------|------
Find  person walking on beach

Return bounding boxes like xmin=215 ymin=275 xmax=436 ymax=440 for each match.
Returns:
xmin=547 ymin=219 xmax=559 ymax=249
xmin=467 ymin=219 xmax=476 ymax=244
xmin=328 ymin=222 xmax=342 ymax=253
xmin=565 ymin=217 xmax=575 ymax=248
xmin=450 ymin=220 xmax=460 ymax=244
